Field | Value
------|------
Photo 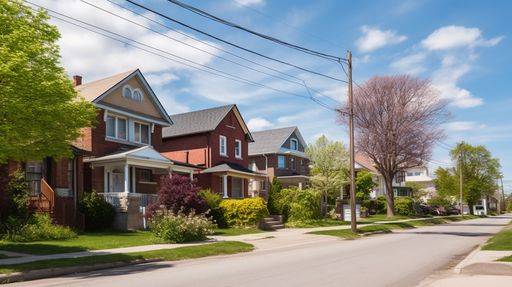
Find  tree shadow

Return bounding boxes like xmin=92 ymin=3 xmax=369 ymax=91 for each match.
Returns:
xmin=404 ymin=231 xmax=495 ymax=237
xmin=74 ymin=261 xmax=174 ymax=279
xmin=0 ymin=243 xmax=86 ymax=256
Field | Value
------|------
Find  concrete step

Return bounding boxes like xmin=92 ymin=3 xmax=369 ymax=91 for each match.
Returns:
xmin=271 ymin=224 xmax=285 ymax=229
xmin=270 ymin=215 xmax=284 ymax=222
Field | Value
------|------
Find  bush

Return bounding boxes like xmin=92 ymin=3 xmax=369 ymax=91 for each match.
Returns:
xmin=219 ymin=197 xmax=269 ymax=227
xmin=427 ymin=196 xmax=452 ymax=209
xmin=79 ymin=191 xmax=116 ymax=231
xmin=2 ymin=213 xmax=76 ymax=242
xmin=362 ymin=199 xmax=377 ymax=215
xmin=155 ymin=175 xmax=207 ymax=215
xmin=394 ymin=197 xmax=415 ymax=216
xmin=198 ymin=189 xmax=227 ymax=228
xmin=376 ymin=196 xmax=387 ymax=214
xmin=1 ymin=170 xmax=31 ymax=233
xmin=273 ymin=188 xmax=322 ymax=223
xmin=149 ymin=210 xmax=214 ymax=243
xmin=267 ymin=177 xmax=282 ymax=214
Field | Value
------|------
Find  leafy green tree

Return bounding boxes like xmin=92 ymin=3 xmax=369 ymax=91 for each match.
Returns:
xmin=267 ymin=177 xmax=282 ymax=214
xmin=434 ymin=142 xmax=501 ymax=214
xmin=405 ymin=182 xmax=429 ymax=202
xmin=0 ymin=1 xmax=96 ymax=163
xmin=355 ymin=171 xmax=376 ymax=201
xmin=306 ymin=135 xmax=349 ymax=203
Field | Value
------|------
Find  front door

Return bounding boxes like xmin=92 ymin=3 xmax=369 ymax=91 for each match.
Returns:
xmin=231 ymin=177 xmax=244 ymax=198
xmin=110 ymin=168 xmax=124 ymax=193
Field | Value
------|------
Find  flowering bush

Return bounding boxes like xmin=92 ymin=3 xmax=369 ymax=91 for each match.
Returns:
xmin=149 ymin=210 xmax=215 ymax=243
xmin=3 ymin=213 xmax=76 ymax=242
xmin=154 ymin=175 xmax=207 ymax=215
xmin=219 ymin=198 xmax=269 ymax=227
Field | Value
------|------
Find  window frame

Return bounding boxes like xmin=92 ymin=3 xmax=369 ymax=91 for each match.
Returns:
xmin=132 ymin=88 xmax=144 ymax=102
xmin=106 ymin=114 xmax=128 ymax=141
xmin=277 ymin=155 xmax=286 ymax=169
xmin=122 ymin=85 xmax=133 ymax=99
xmin=290 ymin=138 xmax=299 ymax=151
xmin=134 ymin=121 xmax=151 ymax=145
xmin=219 ymin=135 xmax=227 ymax=156
xmin=235 ymin=139 xmax=242 ymax=159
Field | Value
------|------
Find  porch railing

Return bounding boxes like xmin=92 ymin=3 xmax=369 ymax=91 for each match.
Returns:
xmin=98 ymin=193 xmax=158 ymax=208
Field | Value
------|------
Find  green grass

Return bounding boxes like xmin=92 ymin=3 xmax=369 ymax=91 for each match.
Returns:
xmin=0 ymin=231 xmax=163 ymax=255
xmin=482 ymin=227 xmax=512 ymax=251
xmin=360 ymin=214 xmax=431 ymax=223
xmin=213 ymin=227 xmax=266 ymax=236
xmin=498 ymin=255 xmax=512 ymax=262
xmin=0 ymin=241 xmax=253 ymax=275
xmin=285 ymin=219 xmax=352 ymax=228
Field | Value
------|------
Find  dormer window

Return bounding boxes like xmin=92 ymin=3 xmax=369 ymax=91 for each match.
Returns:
xmin=122 ymin=85 xmax=143 ymax=102
xmin=290 ymin=138 xmax=298 ymax=150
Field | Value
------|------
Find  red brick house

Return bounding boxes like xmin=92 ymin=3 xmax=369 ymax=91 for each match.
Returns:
xmin=0 ymin=69 xmax=197 ymax=227
xmin=160 ymin=105 xmax=266 ymax=198
xmin=248 ymin=126 xmax=310 ymax=189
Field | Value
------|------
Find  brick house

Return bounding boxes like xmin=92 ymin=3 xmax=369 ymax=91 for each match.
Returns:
xmin=0 ymin=69 xmax=197 ymax=227
xmin=160 ymin=105 xmax=266 ymax=198
xmin=248 ymin=126 xmax=310 ymax=190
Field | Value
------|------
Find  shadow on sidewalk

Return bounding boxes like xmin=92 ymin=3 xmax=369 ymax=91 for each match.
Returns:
xmin=404 ymin=231 xmax=495 ymax=237
xmin=74 ymin=262 xmax=174 ymax=279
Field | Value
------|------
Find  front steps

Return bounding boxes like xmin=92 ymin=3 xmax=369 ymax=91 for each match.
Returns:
xmin=259 ymin=215 xmax=285 ymax=230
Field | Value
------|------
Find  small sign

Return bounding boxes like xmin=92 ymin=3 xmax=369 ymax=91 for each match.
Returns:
xmin=343 ymin=204 xmax=361 ymax=221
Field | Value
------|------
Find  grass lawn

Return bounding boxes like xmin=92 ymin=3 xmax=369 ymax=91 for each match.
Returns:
xmin=360 ymin=214 xmax=431 ymax=223
xmin=213 ymin=227 xmax=266 ymax=236
xmin=498 ymin=255 xmax=512 ymax=262
xmin=482 ymin=226 xmax=512 ymax=251
xmin=0 ymin=241 xmax=253 ymax=275
xmin=0 ymin=231 xmax=163 ymax=255
xmin=286 ymin=219 xmax=351 ymax=228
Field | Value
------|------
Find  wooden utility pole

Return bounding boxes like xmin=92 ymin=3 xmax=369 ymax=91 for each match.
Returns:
xmin=459 ymin=143 xmax=464 ymax=215
xmin=347 ymin=50 xmax=357 ymax=233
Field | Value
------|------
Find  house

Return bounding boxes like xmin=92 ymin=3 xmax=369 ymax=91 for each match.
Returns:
xmin=160 ymin=105 xmax=266 ymax=199
xmin=248 ymin=126 xmax=310 ymax=191
xmin=404 ymin=166 xmax=436 ymax=201
xmin=0 ymin=69 xmax=197 ymax=228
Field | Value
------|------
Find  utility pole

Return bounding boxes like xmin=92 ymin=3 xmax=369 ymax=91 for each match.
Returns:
xmin=347 ymin=50 xmax=357 ymax=233
xmin=459 ymin=142 xmax=464 ymax=215
xmin=500 ymin=177 xmax=506 ymax=213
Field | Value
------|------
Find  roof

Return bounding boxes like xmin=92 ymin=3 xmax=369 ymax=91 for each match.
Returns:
xmin=84 ymin=146 xmax=172 ymax=164
xmin=75 ymin=69 xmax=172 ymax=125
xmin=162 ymin=105 xmax=252 ymax=140
xmin=355 ymin=153 xmax=379 ymax=173
xmin=248 ymin=126 xmax=307 ymax=156
xmin=202 ymin=162 xmax=266 ymax=178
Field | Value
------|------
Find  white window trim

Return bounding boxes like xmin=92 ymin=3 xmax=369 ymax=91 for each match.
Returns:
xmin=122 ymin=85 xmax=133 ymax=99
xmin=134 ymin=121 xmax=151 ymax=145
xmin=106 ymin=114 xmax=128 ymax=141
xmin=277 ymin=155 xmax=286 ymax=169
xmin=220 ymin=135 xmax=227 ymax=156
xmin=235 ymin=139 xmax=242 ymax=159
xmin=132 ymin=88 xmax=144 ymax=102
xmin=290 ymin=138 xmax=298 ymax=151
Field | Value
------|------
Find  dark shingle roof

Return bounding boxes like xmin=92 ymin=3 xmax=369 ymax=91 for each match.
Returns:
xmin=162 ymin=105 xmax=234 ymax=138
xmin=248 ymin=126 xmax=300 ymax=155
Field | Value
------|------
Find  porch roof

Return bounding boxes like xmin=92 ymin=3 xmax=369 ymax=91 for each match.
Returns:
xmin=202 ymin=162 xmax=266 ymax=179
xmin=84 ymin=146 xmax=174 ymax=170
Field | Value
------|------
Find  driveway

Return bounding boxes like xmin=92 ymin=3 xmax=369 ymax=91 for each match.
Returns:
xmin=9 ymin=215 xmax=512 ymax=287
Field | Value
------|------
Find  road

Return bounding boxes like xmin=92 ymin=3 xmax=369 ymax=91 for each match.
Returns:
xmin=10 ymin=215 xmax=511 ymax=287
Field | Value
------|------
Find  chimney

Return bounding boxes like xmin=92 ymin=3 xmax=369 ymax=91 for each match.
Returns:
xmin=72 ymin=75 xmax=82 ymax=86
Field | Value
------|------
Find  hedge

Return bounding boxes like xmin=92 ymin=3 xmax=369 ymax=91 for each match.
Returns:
xmin=219 ymin=197 xmax=269 ymax=227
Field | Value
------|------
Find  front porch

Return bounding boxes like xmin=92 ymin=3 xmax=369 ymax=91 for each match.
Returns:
xmin=201 ymin=163 xmax=267 ymax=198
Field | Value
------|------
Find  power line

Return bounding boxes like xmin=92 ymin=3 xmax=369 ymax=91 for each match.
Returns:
xmin=123 ymin=0 xmax=348 ymax=83
xmin=165 ymin=0 xmax=345 ymax=62
xmin=82 ymin=0 xmax=342 ymax=106
xmin=25 ymin=1 xmax=337 ymax=112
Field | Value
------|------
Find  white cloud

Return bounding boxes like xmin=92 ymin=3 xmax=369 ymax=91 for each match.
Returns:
xmin=146 ymin=73 xmax=179 ymax=87
xmin=234 ymin=0 xmax=265 ymax=7
xmin=444 ymin=121 xmax=486 ymax=132
xmin=247 ymin=117 xmax=274 ymax=131
xmin=356 ymin=26 xmax=407 ymax=53
xmin=391 ymin=53 xmax=426 ymax=75
xmin=422 ymin=26 xmax=504 ymax=50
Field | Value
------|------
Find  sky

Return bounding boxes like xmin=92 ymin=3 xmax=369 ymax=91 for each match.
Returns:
xmin=30 ymin=0 xmax=512 ymax=193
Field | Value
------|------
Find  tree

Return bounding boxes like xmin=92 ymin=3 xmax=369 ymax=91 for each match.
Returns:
xmin=405 ymin=182 xmax=429 ymax=202
xmin=0 ymin=1 xmax=96 ymax=163
xmin=434 ymin=142 xmax=501 ymax=214
xmin=355 ymin=171 xmax=376 ymax=201
xmin=306 ymin=135 xmax=349 ymax=203
xmin=267 ymin=177 xmax=282 ymax=214
xmin=339 ymin=75 xmax=447 ymax=217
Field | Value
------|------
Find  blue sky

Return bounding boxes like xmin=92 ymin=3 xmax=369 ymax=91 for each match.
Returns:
xmin=34 ymin=0 xmax=511 ymax=192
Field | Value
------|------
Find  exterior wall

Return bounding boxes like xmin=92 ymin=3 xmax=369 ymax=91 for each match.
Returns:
xmin=281 ymin=131 xmax=305 ymax=152
xmin=209 ymin=110 xmax=249 ymax=168
xmin=160 ymin=133 xmax=209 ymax=167
xmin=249 ymin=154 xmax=309 ymax=178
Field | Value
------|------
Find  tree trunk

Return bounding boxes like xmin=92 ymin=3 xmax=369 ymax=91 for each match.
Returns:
xmin=385 ymin=178 xmax=395 ymax=217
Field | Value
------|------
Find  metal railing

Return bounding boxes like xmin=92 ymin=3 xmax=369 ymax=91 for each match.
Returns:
xmin=98 ymin=193 xmax=158 ymax=208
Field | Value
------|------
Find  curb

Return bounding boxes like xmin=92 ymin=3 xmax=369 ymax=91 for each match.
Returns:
xmin=0 ymin=258 xmax=162 ymax=284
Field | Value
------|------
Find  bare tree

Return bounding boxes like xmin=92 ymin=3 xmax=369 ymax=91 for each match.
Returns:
xmin=339 ymin=75 xmax=448 ymax=217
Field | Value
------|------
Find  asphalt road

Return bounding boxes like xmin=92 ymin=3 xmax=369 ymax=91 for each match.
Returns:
xmin=11 ymin=215 xmax=511 ymax=287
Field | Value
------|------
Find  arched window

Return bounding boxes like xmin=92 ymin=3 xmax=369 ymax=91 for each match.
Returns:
xmin=122 ymin=85 xmax=132 ymax=99
xmin=132 ymin=89 xmax=143 ymax=102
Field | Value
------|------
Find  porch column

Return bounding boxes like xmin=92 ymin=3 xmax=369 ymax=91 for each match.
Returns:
xmin=124 ymin=162 xmax=129 ymax=193
xmin=222 ymin=174 xmax=228 ymax=198
xmin=189 ymin=171 xmax=194 ymax=181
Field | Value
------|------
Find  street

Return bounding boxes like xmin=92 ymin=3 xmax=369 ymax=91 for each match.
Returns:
xmin=10 ymin=215 xmax=511 ymax=287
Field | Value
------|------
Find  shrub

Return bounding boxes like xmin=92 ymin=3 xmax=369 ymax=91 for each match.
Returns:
xmin=149 ymin=210 xmax=214 ymax=243
xmin=198 ymin=189 xmax=227 ymax=228
xmin=219 ymin=197 xmax=269 ymax=227
xmin=155 ymin=175 xmax=207 ymax=215
xmin=79 ymin=191 xmax=116 ymax=231
xmin=267 ymin=177 xmax=282 ymax=214
xmin=362 ymin=199 xmax=377 ymax=215
xmin=273 ymin=188 xmax=322 ymax=222
xmin=376 ymin=196 xmax=387 ymax=214
xmin=2 ymin=213 xmax=76 ymax=242
xmin=427 ymin=196 xmax=452 ymax=209
xmin=1 ymin=170 xmax=31 ymax=233
xmin=394 ymin=197 xmax=415 ymax=216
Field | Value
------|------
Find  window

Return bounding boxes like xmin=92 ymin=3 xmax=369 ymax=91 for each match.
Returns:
xmin=219 ymin=135 xmax=227 ymax=156
xmin=406 ymin=172 xmax=414 ymax=177
xmin=414 ymin=172 xmax=421 ymax=176
xmin=132 ymin=89 xmax=143 ymax=102
xmin=106 ymin=115 xmax=127 ymax=140
xmin=25 ymin=161 xmax=43 ymax=196
xmin=123 ymin=85 xmax=132 ymax=99
xmin=290 ymin=157 xmax=296 ymax=170
xmin=235 ymin=139 xmax=242 ymax=159
xmin=134 ymin=122 xmax=150 ymax=144
xmin=122 ymin=85 xmax=143 ymax=102
xmin=278 ymin=155 xmax=286 ymax=169
xmin=139 ymin=169 xmax=152 ymax=182
xmin=290 ymin=138 xmax=298 ymax=150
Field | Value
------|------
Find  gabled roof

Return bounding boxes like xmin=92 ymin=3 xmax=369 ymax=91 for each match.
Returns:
xmin=162 ymin=104 xmax=252 ymax=140
xmin=75 ymin=69 xmax=172 ymax=125
xmin=84 ymin=146 xmax=171 ymax=164
xmin=355 ymin=153 xmax=379 ymax=173
xmin=202 ymin=162 xmax=266 ymax=178
xmin=248 ymin=126 xmax=307 ymax=156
